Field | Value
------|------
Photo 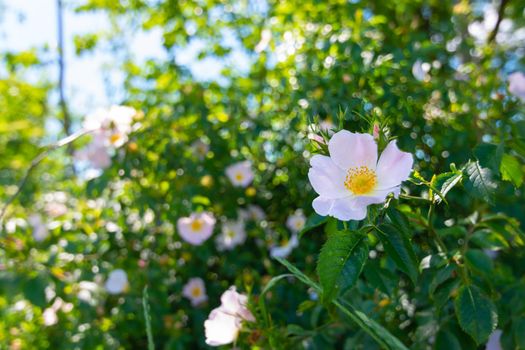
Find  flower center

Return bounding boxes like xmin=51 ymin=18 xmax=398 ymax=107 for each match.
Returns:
xmin=110 ymin=133 xmax=123 ymax=144
xmin=226 ymin=230 xmax=236 ymax=238
xmin=190 ymin=219 xmax=204 ymax=232
xmin=344 ymin=166 xmax=377 ymax=195
xmin=235 ymin=172 xmax=244 ymax=182
xmin=191 ymin=287 xmax=202 ymax=297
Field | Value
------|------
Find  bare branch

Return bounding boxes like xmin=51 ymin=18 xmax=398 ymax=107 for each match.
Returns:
xmin=488 ymin=0 xmax=510 ymax=43
xmin=0 ymin=129 xmax=91 ymax=222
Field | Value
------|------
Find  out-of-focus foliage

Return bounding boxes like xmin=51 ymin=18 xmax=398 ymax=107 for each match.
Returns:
xmin=1 ymin=0 xmax=525 ymax=349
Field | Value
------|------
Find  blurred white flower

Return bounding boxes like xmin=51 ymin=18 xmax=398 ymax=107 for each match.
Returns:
xmin=239 ymin=205 xmax=266 ymax=221
xmin=191 ymin=139 xmax=209 ymax=159
xmin=28 ymin=214 xmax=49 ymax=242
xmin=177 ymin=212 xmax=216 ymax=245
xmin=468 ymin=5 xmax=498 ymax=43
xmin=74 ymin=134 xmax=112 ymax=170
xmin=204 ymin=286 xmax=255 ymax=346
xmin=308 ymin=120 xmax=334 ymax=146
xmin=42 ymin=308 xmax=58 ymax=326
xmin=226 ymin=161 xmax=254 ymax=187
xmin=286 ymin=209 xmax=306 ymax=233
xmin=44 ymin=202 xmax=68 ymax=218
xmin=182 ymin=277 xmax=208 ymax=306
xmin=216 ymin=220 xmax=246 ymax=251
xmin=486 ymin=329 xmax=502 ymax=350
xmin=308 ymin=130 xmax=413 ymax=221
xmin=83 ymin=105 xmax=137 ymax=148
xmin=105 ymin=269 xmax=128 ymax=294
xmin=412 ymin=60 xmax=430 ymax=82
xmin=77 ymin=281 xmax=99 ymax=304
xmin=204 ymin=307 xmax=241 ymax=346
xmin=255 ymin=29 xmax=272 ymax=53
xmin=508 ymin=72 xmax=525 ymax=101
xmin=270 ymin=233 xmax=299 ymax=259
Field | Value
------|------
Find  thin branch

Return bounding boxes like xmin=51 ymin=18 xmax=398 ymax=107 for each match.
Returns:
xmin=57 ymin=0 xmax=72 ymax=140
xmin=488 ymin=0 xmax=510 ymax=43
xmin=0 ymin=129 xmax=90 ymax=222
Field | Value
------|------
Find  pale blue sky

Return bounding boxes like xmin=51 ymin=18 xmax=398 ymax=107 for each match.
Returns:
xmin=1 ymin=0 xmax=248 ymax=122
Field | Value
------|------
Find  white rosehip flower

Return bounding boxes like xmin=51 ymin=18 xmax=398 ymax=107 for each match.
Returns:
xmin=204 ymin=286 xmax=255 ymax=347
xmin=486 ymin=329 xmax=502 ymax=350
xmin=254 ymin=28 xmax=272 ymax=53
xmin=219 ymin=287 xmax=256 ymax=322
xmin=308 ymin=130 xmax=413 ymax=221
xmin=308 ymin=120 xmax=334 ymax=145
xmin=177 ymin=212 xmax=216 ymax=245
xmin=245 ymin=205 xmax=266 ymax=221
xmin=44 ymin=202 xmax=68 ymax=218
xmin=42 ymin=308 xmax=58 ymax=326
xmin=191 ymin=139 xmax=210 ymax=159
xmin=28 ymin=214 xmax=49 ymax=242
xmin=204 ymin=307 xmax=242 ymax=346
xmin=412 ymin=60 xmax=430 ymax=82
xmin=226 ymin=161 xmax=254 ymax=187
xmin=508 ymin=72 xmax=525 ymax=101
xmin=105 ymin=269 xmax=128 ymax=295
xmin=77 ymin=281 xmax=99 ymax=305
xmin=286 ymin=209 xmax=306 ymax=233
xmin=74 ymin=134 xmax=112 ymax=170
xmin=270 ymin=234 xmax=299 ymax=259
xmin=216 ymin=220 xmax=246 ymax=251
xmin=182 ymin=277 xmax=208 ymax=306
xmin=84 ymin=105 xmax=136 ymax=148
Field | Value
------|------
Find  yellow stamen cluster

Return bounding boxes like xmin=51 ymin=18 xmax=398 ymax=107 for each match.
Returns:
xmin=191 ymin=287 xmax=202 ymax=297
xmin=190 ymin=219 xmax=204 ymax=232
xmin=344 ymin=166 xmax=377 ymax=195
xmin=235 ymin=172 xmax=244 ymax=182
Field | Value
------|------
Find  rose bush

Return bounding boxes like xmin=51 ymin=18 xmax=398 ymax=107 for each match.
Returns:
xmin=1 ymin=0 xmax=525 ymax=349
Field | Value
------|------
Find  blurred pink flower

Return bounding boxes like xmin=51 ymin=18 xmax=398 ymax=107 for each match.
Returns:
xmin=226 ymin=161 xmax=254 ymax=187
xmin=286 ymin=209 xmax=306 ymax=233
xmin=270 ymin=233 xmax=299 ymax=259
xmin=182 ymin=277 xmax=208 ymax=306
xmin=28 ymin=214 xmax=49 ymax=242
xmin=177 ymin=212 xmax=216 ymax=245
xmin=105 ymin=269 xmax=128 ymax=294
xmin=509 ymin=72 xmax=525 ymax=101
xmin=216 ymin=220 xmax=246 ymax=251
xmin=204 ymin=286 xmax=255 ymax=346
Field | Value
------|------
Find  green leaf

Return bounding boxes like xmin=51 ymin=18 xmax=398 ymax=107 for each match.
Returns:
xmin=317 ymin=231 xmax=368 ymax=302
xmin=454 ymin=285 xmax=498 ymax=345
xmin=375 ymin=224 xmax=419 ymax=284
xmin=23 ymin=275 xmax=47 ymax=308
xmin=274 ymin=257 xmax=320 ymax=292
xmin=275 ymin=258 xmax=409 ymax=350
xmin=432 ymin=171 xmax=463 ymax=204
xmin=464 ymin=161 xmax=497 ymax=203
xmin=334 ymin=299 xmax=410 ymax=350
xmin=434 ymin=330 xmax=462 ymax=350
xmin=363 ymin=261 xmax=396 ymax=295
xmin=142 ymin=286 xmax=155 ymax=350
xmin=464 ymin=249 xmax=494 ymax=276
xmin=474 ymin=143 xmax=503 ymax=173
xmin=514 ymin=318 xmax=525 ymax=348
xmin=258 ymin=274 xmax=293 ymax=329
xmin=500 ymin=153 xmax=523 ymax=188
xmin=299 ymin=213 xmax=328 ymax=237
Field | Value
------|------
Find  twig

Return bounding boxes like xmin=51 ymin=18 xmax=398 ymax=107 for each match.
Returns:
xmin=0 ymin=129 xmax=90 ymax=221
xmin=488 ymin=0 xmax=509 ymax=43
xmin=57 ymin=0 xmax=73 ymax=147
